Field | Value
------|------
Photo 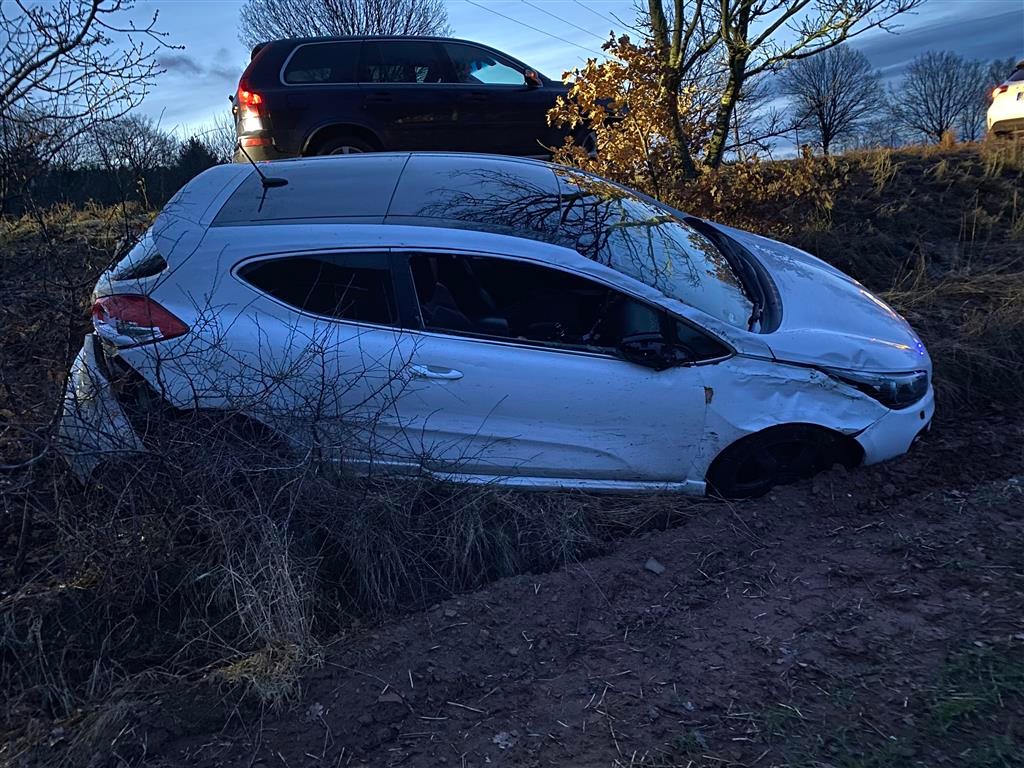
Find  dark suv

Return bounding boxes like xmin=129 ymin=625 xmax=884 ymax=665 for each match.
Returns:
xmin=233 ymin=36 xmax=586 ymax=161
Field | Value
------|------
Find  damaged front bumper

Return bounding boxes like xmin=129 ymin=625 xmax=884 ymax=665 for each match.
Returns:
xmin=58 ymin=334 xmax=145 ymax=481
xmin=854 ymin=387 xmax=935 ymax=465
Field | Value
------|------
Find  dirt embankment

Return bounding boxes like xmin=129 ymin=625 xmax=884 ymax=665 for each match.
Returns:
xmin=12 ymin=412 xmax=1018 ymax=768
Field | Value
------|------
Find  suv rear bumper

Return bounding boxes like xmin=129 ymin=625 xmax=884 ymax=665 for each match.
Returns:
xmin=233 ymin=140 xmax=300 ymax=163
xmin=989 ymin=117 xmax=1024 ymax=135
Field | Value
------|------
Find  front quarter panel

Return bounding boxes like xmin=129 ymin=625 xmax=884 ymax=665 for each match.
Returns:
xmin=695 ymin=356 xmax=889 ymax=477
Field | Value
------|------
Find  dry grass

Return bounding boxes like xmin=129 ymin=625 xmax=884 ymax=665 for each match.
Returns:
xmin=885 ymin=272 xmax=1024 ymax=409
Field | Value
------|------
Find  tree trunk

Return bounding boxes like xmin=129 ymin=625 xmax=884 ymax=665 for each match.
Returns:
xmin=663 ymin=76 xmax=699 ymax=180
xmin=705 ymin=62 xmax=746 ymax=170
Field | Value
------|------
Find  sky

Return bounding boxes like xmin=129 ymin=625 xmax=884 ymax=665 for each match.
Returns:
xmin=130 ymin=0 xmax=1024 ymax=138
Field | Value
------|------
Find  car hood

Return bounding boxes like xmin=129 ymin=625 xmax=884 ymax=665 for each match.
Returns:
xmin=715 ymin=225 xmax=931 ymax=373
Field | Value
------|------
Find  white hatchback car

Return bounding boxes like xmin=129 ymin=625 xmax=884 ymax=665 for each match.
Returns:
xmin=60 ymin=154 xmax=934 ymax=497
xmin=988 ymin=60 xmax=1024 ymax=137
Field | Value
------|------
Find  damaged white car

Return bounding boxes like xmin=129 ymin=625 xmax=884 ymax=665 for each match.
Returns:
xmin=60 ymin=153 xmax=933 ymax=497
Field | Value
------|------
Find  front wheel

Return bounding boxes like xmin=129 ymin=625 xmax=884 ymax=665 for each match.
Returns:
xmin=707 ymin=425 xmax=857 ymax=499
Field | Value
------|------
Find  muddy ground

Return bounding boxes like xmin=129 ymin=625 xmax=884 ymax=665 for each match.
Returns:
xmin=20 ymin=410 xmax=1016 ymax=768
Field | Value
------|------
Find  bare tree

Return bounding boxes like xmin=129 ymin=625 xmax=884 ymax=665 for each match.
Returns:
xmin=91 ymin=115 xmax=178 ymax=174
xmin=238 ymin=0 xmax=451 ymax=50
xmin=0 ymin=0 xmax=170 ymax=126
xmin=889 ymin=52 xmax=984 ymax=143
xmin=779 ymin=45 xmax=883 ymax=155
xmin=644 ymin=0 xmax=923 ymax=175
xmin=192 ymin=111 xmax=238 ymax=164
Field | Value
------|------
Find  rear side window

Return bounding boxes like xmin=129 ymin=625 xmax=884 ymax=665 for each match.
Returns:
xmin=443 ymin=43 xmax=524 ymax=85
xmin=360 ymin=40 xmax=448 ymax=83
xmin=284 ymin=42 xmax=360 ymax=84
xmin=239 ymin=255 xmax=397 ymax=325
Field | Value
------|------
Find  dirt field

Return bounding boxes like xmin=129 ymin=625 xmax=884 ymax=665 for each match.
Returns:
xmin=11 ymin=411 xmax=1014 ymax=768
xmin=3 ymin=147 xmax=1024 ymax=767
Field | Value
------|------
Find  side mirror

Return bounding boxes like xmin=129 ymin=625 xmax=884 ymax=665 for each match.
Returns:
xmin=619 ymin=333 xmax=690 ymax=371
xmin=524 ymin=69 xmax=542 ymax=88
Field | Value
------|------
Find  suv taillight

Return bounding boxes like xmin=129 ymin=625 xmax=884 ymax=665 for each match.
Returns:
xmin=92 ymin=295 xmax=189 ymax=348
xmin=237 ymin=81 xmax=264 ymax=116
xmin=992 ymin=84 xmax=1009 ymax=99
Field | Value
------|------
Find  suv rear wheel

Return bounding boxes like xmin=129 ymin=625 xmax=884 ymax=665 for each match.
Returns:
xmin=316 ymin=135 xmax=375 ymax=155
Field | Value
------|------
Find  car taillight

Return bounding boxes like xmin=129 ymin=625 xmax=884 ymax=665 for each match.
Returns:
xmin=992 ymin=85 xmax=1008 ymax=99
xmin=237 ymin=82 xmax=264 ymax=116
xmin=91 ymin=295 xmax=189 ymax=348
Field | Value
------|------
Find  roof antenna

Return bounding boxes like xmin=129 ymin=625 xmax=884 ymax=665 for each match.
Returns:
xmin=235 ymin=140 xmax=288 ymax=188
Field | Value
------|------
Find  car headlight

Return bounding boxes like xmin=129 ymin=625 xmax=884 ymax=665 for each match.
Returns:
xmin=822 ymin=368 xmax=929 ymax=409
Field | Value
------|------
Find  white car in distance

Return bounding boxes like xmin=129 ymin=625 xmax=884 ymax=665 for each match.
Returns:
xmin=988 ymin=59 xmax=1024 ymax=137
xmin=61 ymin=153 xmax=934 ymax=498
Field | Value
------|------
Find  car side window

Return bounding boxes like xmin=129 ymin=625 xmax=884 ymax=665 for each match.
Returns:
xmin=443 ymin=43 xmax=524 ymax=85
xmin=284 ymin=42 xmax=359 ymax=84
xmin=409 ymin=252 xmax=675 ymax=353
xmin=239 ymin=255 xmax=397 ymax=325
xmin=360 ymin=40 xmax=448 ymax=84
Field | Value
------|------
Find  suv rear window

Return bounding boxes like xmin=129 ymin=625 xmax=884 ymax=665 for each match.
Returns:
xmin=284 ymin=41 xmax=359 ymax=84
xmin=1010 ymin=67 xmax=1024 ymax=83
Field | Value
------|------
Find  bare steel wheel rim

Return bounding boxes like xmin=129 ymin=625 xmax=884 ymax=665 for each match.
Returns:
xmin=329 ymin=145 xmax=364 ymax=155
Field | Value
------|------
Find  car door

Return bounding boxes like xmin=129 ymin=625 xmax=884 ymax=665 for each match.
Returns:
xmin=440 ymin=41 xmax=560 ymax=155
xmin=279 ymin=40 xmax=363 ymax=153
xmin=391 ymin=250 xmax=712 ymax=489
xmin=231 ymin=250 xmax=420 ymax=472
xmin=358 ymin=39 xmax=464 ymax=151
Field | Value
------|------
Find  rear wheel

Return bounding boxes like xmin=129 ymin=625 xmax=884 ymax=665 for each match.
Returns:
xmin=315 ymin=135 xmax=375 ymax=156
xmin=707 ymin=425 xmax=857 ymax=499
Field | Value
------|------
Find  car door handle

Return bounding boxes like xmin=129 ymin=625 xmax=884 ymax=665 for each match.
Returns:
xmin=411 ymin=364 xmax=463 ymax=381
xmin=366 ymin=92 xmax=393 ymax=103
xmin=462 ymin=91 xmax=489 ymax=102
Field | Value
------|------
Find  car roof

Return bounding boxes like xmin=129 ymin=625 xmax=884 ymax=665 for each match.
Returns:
xmin=204 ymin=152 xmax=638 ymax=252
xmin=253 ymin=35 xmax=546 ymax=77
xmin=209 ymin=152 xmax=576 ymax=230
xmin=263 ymin=35 xmax=518 ymax=47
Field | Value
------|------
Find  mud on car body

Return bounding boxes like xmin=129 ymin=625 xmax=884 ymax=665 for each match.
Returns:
xmin=60 ymin=153 xmax=933 ymax=498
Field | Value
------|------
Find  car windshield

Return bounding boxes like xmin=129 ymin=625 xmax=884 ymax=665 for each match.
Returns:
xmin=555 ymin=170 xmax=753 ymax=328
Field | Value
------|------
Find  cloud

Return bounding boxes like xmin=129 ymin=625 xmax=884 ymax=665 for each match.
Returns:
xmin=157 ymin=53 xmax=205 ymax=77
xmin=852 ymin=8 xmax=1024 ymax=82
xmin=157 ymin=52 xmax=242 ymax=84
xmin=209 ymin=63 xmax=242 ymax=82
